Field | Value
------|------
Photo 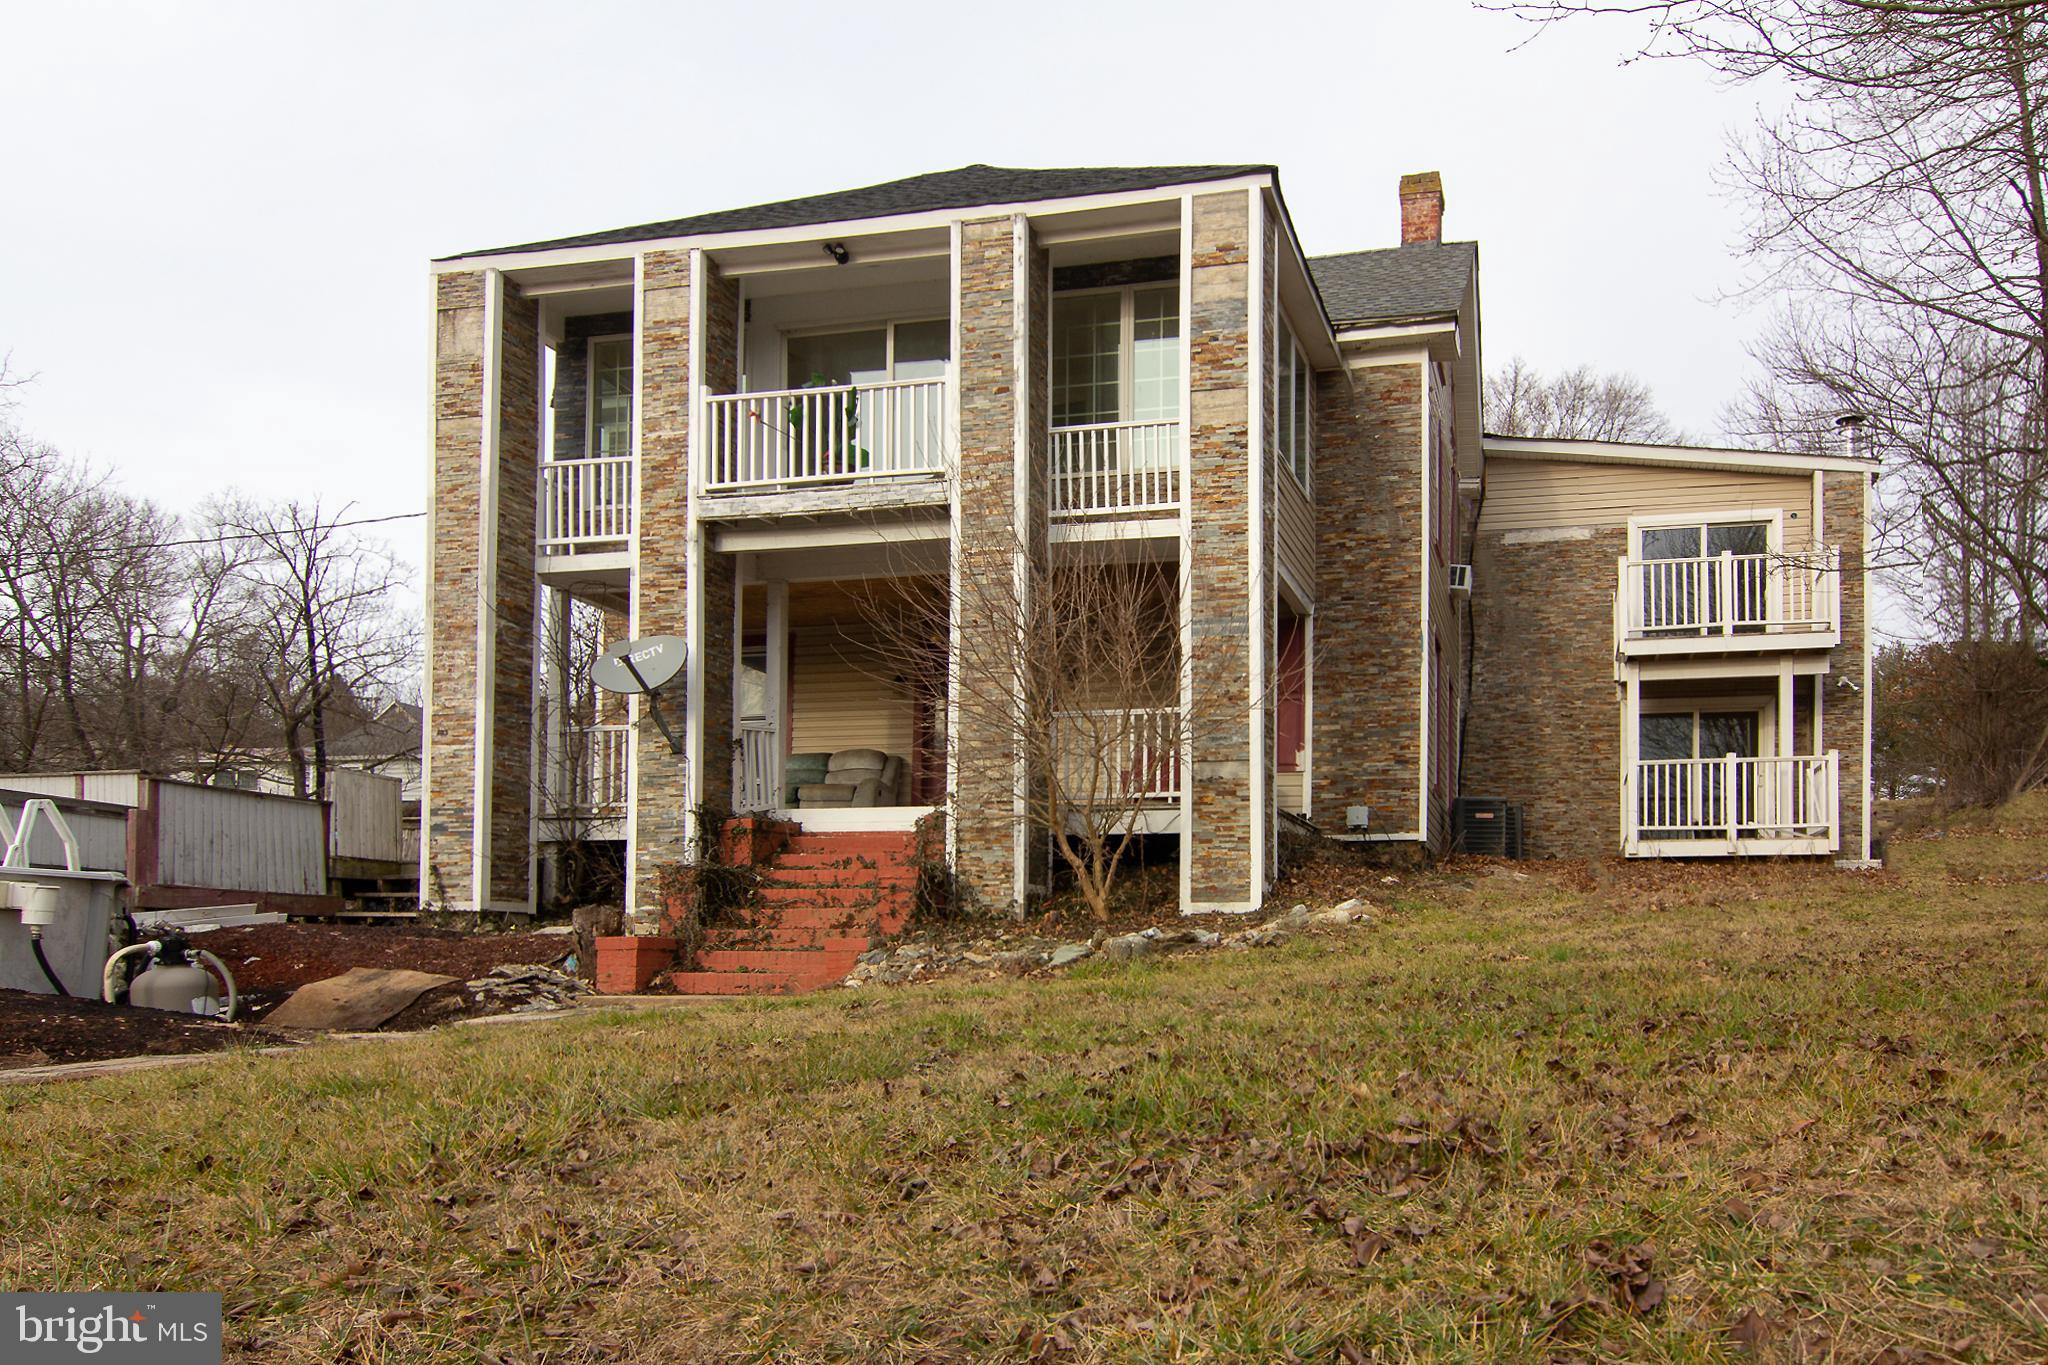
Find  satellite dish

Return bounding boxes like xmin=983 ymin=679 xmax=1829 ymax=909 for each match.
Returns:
xmin=593 ymin=636 xmax=686 ymax=695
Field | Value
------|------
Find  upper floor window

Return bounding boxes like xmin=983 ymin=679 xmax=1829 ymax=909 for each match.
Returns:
xmin=1052 ymin=286 xmax=1180 ymax=428
xmin=589 ymin=337 xmax=633 ymax=460
xmin=785 ymin=318 xmax=949 ymax=389
xmin=1276 ymin=318 xmax=1312 ymax=494
xmin=1429 ymin=362 xmax=1457 ymax=562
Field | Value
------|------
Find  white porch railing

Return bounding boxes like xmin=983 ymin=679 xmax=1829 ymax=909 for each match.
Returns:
xmin=1630 ymin=752 xmax=1838 ymax=851
xmin=1051 ymin=706 xmax=1182 ymax=804
xmin=703 ymin=377 xmax=948 ymax=491
xmin=1049 ymin=420 xmax=1182 ymax=516
xmin=1619 ymin=548 xmax=1839 ymax=642
xmin=560 ymin=723 xmax=631 ymax=817
xmin=736 ymin=719 xmax=777 ymax=813
xmin=539 ymin=455 xmax=633 ymax=552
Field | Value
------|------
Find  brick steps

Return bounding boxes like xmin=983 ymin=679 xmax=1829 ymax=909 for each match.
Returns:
xmin=662 ymin=828 xmax=919 ymax=999
xmin=696 ymin=947 xmax=864 ymax=974
xmin=702 ymin=927 xmax=875 ymax=952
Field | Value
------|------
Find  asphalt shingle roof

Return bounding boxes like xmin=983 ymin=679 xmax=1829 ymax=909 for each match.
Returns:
xmin=1308 ymin=241 xmax=1477 ymax=327
xmin=449 ymin=164 xmax=1274 ymax=259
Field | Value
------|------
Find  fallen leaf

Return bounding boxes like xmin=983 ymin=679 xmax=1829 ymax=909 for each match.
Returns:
xmin=1727 ymin=1306 xmax=1771 ymax=1352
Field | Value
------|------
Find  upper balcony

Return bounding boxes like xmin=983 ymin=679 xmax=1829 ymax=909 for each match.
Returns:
xmin=1615 ymin=548 xmax=1841 ymax=657
xmin=1049 ymin=419 xmax=1183 ymax=519
xmin=702 ymin=375 xmax=949 ymax=505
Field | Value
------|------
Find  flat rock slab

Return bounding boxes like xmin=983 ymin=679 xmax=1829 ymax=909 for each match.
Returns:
xmin=265 ymin=967 xmax=457 ymax=1031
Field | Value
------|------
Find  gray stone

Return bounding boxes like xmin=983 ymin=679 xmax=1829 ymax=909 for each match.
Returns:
xmin=1099 ymin=933 xmax=1158 ymax=962
xmin=1271 ymin=904 xmax=1313 ymax=931
xmin=994 ymin=947 xmax=1049 ymax=973
xmin=1048 ymin=943 xmax=1093 ymax=968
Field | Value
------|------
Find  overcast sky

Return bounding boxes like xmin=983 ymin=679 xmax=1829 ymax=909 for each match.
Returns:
xmin=2 ymin=2 xmax=1773 ymax=578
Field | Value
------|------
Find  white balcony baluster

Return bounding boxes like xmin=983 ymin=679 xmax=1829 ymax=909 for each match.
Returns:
xmin=539 ymin=456 xmax=634 ymax=553
xmin=1618 ymin=548 xmax=1840 ymax=644
xmin=704 ymin=377 xmax=948 ymax=491
xmin=1049 ymin=420 xmax=1182 ymax=516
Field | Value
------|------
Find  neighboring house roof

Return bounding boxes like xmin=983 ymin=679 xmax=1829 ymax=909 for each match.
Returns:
xmin=449 ymin=164 xmax=1276 ymax=259
xmin=1309 ymin=241 xmax=1478 ymax=328
xmin=326 ymin=702 xmax=424 ymax=762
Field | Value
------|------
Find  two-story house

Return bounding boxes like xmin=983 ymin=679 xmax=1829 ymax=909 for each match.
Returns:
xmin=422 ymin=163 xmax=1875 ymax=956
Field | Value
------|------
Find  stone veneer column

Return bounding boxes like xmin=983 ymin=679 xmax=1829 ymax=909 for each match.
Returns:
xmin=629 ymin=251 xmax=741 ymax=928
xmin=1185 ymin=189 xmax=1264 ymax=910
xmin=629 ymin=250 xmax=692 ymax=921
xmin=951 ymin=216 xmax=1045 ymax=912
xmin=1823 ymin=469 xmax=1872 ymax=859
xmin=424 ymin=269 xmax=541 ymax=912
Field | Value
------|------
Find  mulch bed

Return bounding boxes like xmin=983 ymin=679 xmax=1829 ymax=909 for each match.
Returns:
xmin=0 ymin=925 xmax=579 ymax=1072
xmin=0 ymin=988 xmax=288 ymax=1071
xmin=195 ymin=924 xmax=574 ymax=1022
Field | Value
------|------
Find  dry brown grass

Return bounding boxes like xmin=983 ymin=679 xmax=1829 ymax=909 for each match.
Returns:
xmin=2 ymin=810 xmax=2044 ymax=1362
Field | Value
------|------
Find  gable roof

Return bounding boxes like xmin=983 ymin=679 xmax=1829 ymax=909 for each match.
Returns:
xmin=327 ymin=702 xmax=423 ymax=761
xmin=1308 ymin=241 xmax=1477 ymax=328
xmin=448 ymin=164 xmax=1274 ymax=260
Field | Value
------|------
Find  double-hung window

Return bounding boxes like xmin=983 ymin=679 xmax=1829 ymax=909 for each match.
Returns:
xmin=1276 ymin=318 xmax=1312 ymax=494
xmin=1052 ymin=285 xmax=1180 ymax=476
xmin=588 ymin=337 xmax=632 ymax=460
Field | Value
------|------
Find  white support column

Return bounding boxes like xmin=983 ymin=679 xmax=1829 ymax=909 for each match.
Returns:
xmin=1248 ymin=187 xmax=1270 ymax=898
xmin=1777 ymin=663 xmax=1794 ymax=758
xmin=470 ymin=268 xmax=505 ymax=912
xmin=766 ymin=579 xmax=789 ymax=811
xmin=683 ymin=247 xmax=709 ymax=854
xmin=1620 ymin=668 xmax=1640 ymax=854
xmin=623 ymin=252 xmax=647 ymax=919
xmin=1176 ymin=193 xmax=1196 ymax=913
xmin=545 ymin=588 xmax=570 ymax=823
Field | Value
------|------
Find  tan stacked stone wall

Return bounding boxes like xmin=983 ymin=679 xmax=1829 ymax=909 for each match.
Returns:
xmin=952 ymin=217 xmax=1025 ymax=910
xmin=1461 ymin=525 xmax=1626 ymax=859
xmin=424 ymin=270 xmax=540 ymax=911
xmin=488 ymin=288 xmax=540 ymax=906
xmin=697 ymin=266 xmax=742 ymax=814
xmin=1186 ymin=189 xmax=1256 ymax=908
xmin=1823 ymin=470 xmax=1871 ymax=858
xmin=1311 ymin=362 xmax=1424 ymax=837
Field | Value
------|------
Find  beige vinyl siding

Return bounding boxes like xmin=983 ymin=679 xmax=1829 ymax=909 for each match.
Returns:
xmin=1276 ymin=472 xmax=1316 ymax=600
xmin=1480 ymin=459 xmax=1818 ymax=547
xmin=1275 ymin=770 xmax=1305 ymax=815
xmin=787 ymin=625 xmax=915 ymax=759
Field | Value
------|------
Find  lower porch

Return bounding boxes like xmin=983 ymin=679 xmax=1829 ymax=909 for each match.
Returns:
xmin=1621 ymin=664 xmax=1843 ymax=858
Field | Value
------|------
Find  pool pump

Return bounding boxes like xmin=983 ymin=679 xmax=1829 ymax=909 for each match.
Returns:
xmin=102 ymin=933 xmax=239 ymax=1021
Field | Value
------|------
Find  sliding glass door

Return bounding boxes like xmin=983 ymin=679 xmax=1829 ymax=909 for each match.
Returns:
xmin=1638 ymin=710 xmax=1760 ymax=836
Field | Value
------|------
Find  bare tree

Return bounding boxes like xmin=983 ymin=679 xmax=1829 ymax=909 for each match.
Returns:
xmin=1485 ymin=356 xmax=1682 ymax=441
xmin=0 ymin=436 xmax=247 ymax=772
xmin=208 ymin=497 xmax=419 ymax=800
xmin=1502 ymin=0 xmax=2048 ymax=800
xmin=853 ymin=539 xmax=1262 ymax=924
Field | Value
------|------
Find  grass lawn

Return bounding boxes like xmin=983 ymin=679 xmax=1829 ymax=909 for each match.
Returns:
xmin=4 ymin=801 xmax=2046 ymax=1362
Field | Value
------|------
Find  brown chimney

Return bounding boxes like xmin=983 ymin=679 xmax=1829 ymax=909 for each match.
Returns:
xmin=1400 ymin=171 xmax=1444 ymax=246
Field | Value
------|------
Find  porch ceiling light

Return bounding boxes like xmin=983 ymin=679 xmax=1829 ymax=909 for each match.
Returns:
xmin=824 ymin=241 xmax=850 ymax=265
